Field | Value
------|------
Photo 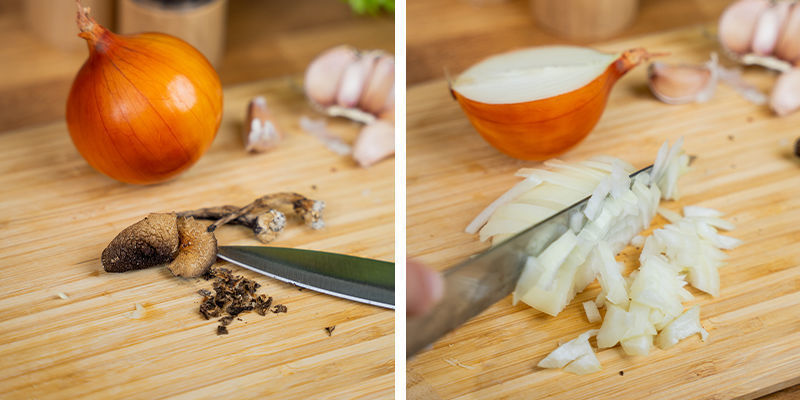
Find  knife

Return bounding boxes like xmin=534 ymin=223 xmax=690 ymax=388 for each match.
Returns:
xmin=406 ymin=164 xmax=654 ymax=358
xmin=217 ymin=246 xmax=395 ymax=309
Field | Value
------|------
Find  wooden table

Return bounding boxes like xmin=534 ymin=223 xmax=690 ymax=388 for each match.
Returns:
xmin=406 ymin=24 xmax=800 ymax=400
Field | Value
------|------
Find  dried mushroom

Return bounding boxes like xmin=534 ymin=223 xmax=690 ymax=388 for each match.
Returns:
xmin=178 ymin=192 xmax=325 ymax=243
xmin=101 ymin=213 xmax=179 ymax=273
xmin=167 ymin=217 xmax=218 ymax=278
xmin=101 ymin=192 xmax=324 ymax=278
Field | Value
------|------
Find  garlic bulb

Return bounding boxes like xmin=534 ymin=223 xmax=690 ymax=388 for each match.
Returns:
xmin=718 ymin=0 xmax=799 ymax=71
xmin=303 ymin=46 xmax=395 ymax=167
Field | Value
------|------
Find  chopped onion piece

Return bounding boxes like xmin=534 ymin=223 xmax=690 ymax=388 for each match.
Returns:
xmin=520 ymin=248 xmax=586 ymax=316
xmin=538 ymin=329 xmax=598 ymax=369
xmin=544 ymin=159 xmax=607 ymax=180
xmin=513 ymin=256 xmax=543 ymax=306
xmin=657 ymin=207 xmax=682 ymax=223
xmin=583 ymin=301 xmax=601 ymax=323
xmin=533 ymin=231 xmax=578 ymax=290
xmin=621 ymin=335 xmax=652 ymax=356
xmin=655 ymin=306 xmax=708 ymax=349
xmin=597 ymin=304 xmax=630 ymax=348
xmin=466 ymin=175 xmax=542 ymax=234
xmin=590 ymin=155 xmax=635 ymax=173
xmin=128 ymin=303 xmax=145 ymax=319
xmin=593 ymin=242 xmax=629 ymax=308
xmin=584 ymin=180 xmax=611 ymax=221
xmin=563 ymin=352 xmax=602 ymax=375
xmin=683 ymin=205 xmax=723 ymax=218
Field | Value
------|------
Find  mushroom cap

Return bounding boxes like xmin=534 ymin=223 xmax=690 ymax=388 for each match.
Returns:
xmin=168 ymin=217 xmax=218 ymax=278
xmin=101 ymin=213 xmax=180 ymax=273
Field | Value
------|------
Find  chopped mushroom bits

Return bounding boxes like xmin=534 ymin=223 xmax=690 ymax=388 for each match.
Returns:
xmin=199 ymin=268 xmax=286 ymax=335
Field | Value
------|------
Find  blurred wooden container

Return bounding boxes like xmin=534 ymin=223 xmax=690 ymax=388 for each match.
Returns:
xmin=531 ymin=0 xmax=639 ymax=41
xmin=118 ymin=0 xmax=227 ymax=66
xmin=24 ymin=0 xmax=115 ymax=52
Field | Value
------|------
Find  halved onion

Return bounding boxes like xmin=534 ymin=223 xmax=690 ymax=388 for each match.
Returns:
xmin=451 ymin=47 xmax=655 ymax=160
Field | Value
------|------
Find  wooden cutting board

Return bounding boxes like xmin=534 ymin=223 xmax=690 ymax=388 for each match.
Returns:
xmin=0 ymin=77 xmax=394 ymax=399
xmin=407 ymin=26 xmax=800 ymax=400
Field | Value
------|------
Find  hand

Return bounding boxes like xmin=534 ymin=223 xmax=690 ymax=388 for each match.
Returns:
xmin=406 ymin=259 xmax=443 ymax=317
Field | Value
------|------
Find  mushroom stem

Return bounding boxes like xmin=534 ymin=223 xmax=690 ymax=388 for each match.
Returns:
xmin=176 ymin=192 xmax=325 ymax=243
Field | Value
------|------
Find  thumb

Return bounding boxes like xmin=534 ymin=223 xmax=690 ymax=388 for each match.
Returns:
xmin=406 ymin=259 xmax=443 ymax=317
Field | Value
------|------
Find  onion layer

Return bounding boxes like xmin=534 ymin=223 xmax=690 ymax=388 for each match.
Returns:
xmin=66 ymin=4 xmax=223 ymax=184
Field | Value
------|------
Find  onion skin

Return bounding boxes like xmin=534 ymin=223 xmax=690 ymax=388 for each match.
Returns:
xmin=452 ymin=48 xmax=653 ymax=160
xmin=66 ymin=8 xmax=223 ymax=184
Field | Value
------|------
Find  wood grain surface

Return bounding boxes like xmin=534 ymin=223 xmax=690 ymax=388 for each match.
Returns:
xmin=0 ymin=77 xmax=394 ymax=399
xmin=0 ymin=0 xmax=393 ymax=132
xmin=406 ymin=26 xmax=800 ymax=399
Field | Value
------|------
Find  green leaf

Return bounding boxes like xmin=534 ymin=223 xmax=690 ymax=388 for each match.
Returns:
xmin=345 ymin=0 xmax=394 ymax=15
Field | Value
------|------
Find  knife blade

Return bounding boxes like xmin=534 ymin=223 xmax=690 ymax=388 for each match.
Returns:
xmin=406 ymin=164 xmax=654 ymax=358
xmin=217 ymin=246 xmax=394 ymax=309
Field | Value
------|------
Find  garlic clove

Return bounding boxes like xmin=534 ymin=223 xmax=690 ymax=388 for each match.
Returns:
xmin=243 ymin=96 xmax=282 ymax=153
xmin=383 ymin=85 xmax=395 ymax=116
xmin=752 ymin=2 xmax=790 ymax=56
xmin=336 ymin=52 xmax=379 ymax=108
xmin=647 ymin=56 xmax=718 ymax=105
xmin=770 ymin=67 xmax=800 ymax=116
xmin=775 ymin=3 xmax=800 ymax=64
xmin=304 ymin=46 xmax=358 ymax=107
xmin=359 ymin=54 xmax=395 ymax=115
xmin=719 ymin=0 xmax=770 ymax=55
xmin=353 ymin=120 xmax=395 ymax=167
xmin=378 ymin=98 xmax=394 ymax=122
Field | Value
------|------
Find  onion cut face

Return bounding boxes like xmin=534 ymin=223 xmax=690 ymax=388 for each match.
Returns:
xmin=451 ymin=47 xmax=655 ymax=160
xmin=453 ymin=47 xmax=616 ymax=104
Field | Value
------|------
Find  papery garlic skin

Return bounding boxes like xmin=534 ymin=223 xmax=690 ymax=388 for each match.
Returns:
xmin=243 ymin=96 xmax=282 ymax=153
